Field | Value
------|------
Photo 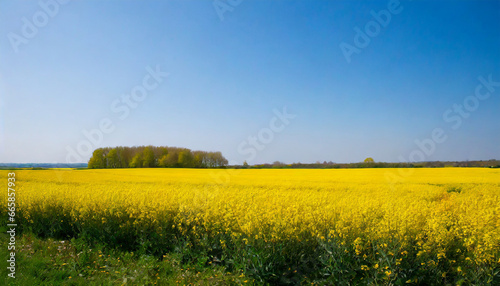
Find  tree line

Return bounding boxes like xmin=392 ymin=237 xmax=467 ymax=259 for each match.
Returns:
xmin=88 ymin=146 xmax=228 ymax=169
xmin=236 ymin=159 xmax=500 ymax=169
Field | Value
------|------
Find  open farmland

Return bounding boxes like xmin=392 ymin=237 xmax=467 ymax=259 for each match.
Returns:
xmin=2 ymin=168 xmax=499 ymax=285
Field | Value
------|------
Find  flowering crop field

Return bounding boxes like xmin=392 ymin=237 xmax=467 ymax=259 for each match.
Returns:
xmin=1 ymin=168 xmax=499 ymax=284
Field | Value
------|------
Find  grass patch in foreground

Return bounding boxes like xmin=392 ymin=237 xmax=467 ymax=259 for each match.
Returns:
xmin=0 ymin=233 xmax=253 ymax=285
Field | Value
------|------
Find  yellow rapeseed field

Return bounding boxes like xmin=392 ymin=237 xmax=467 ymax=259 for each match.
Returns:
xmin=2 ymin=168 xmax=499 ymax=283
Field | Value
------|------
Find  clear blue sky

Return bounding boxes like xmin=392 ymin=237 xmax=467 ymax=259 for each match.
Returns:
xmin=1 ymin=0 xmax=499 ymax=164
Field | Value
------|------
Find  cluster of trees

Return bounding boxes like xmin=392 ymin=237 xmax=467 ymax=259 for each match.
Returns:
xmin=88 ymin=146 xmax=228 ymax=169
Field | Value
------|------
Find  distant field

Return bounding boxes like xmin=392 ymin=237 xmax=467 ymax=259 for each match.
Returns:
xmin=2 ymin=168 xmax=499 ymax=285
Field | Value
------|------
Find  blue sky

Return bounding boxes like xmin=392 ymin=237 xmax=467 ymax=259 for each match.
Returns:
xmin=1 ymin=0 xmax=499 ymax=164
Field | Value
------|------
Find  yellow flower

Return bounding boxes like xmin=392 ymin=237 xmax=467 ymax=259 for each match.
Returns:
xmin=6 ymin=167 xmax=500 ymax=284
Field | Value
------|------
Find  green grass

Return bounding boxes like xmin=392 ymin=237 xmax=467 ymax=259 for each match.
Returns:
xmin=1 ymin=230 xmax=499 ymax=285
xmin=0 ymin=232 xmax=253 ymax=285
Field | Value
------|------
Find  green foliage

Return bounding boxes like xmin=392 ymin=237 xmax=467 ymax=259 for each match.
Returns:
xmin=165 ymin=152 xmax=179 ymax=168
xmin=88 ymin=146 xmax=228 ymax=169
xmin=10 ymin=201 xmax=500 ymax=286
xmin=193 ymin=154 xmax=203 ymax=168
xmin=87 ymin=149 xmax=106 ymax=169
xmin=0 ymin=233 xmax=248 ymax=285
xmin=105 ymin=148 xmax=120 ymax=168
xmin=128 ymin=153 xmax=143 ymax=168
xmin=158 ymin=154 xmax=168 ymax=168
xmin=178 ymin=150 xmax=193 ymax=168
xmin=364 ymin=157 xmax=375 ymax=163
xmin=142 ymin=147 xmax=156 ymax=168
